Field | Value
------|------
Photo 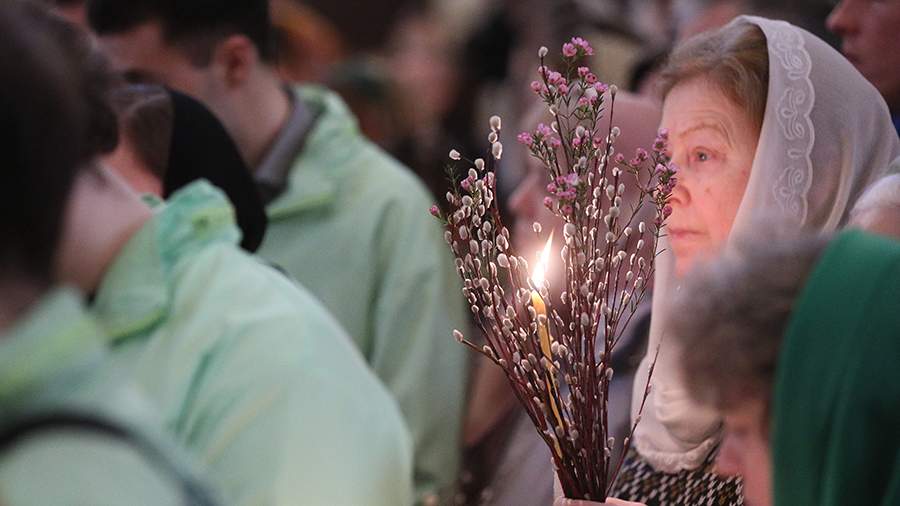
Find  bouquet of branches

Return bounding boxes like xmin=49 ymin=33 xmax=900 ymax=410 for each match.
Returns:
xmin=431 ymin=38 xmax=678 ymax=501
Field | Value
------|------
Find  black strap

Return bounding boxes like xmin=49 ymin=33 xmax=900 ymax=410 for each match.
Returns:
xmin=0 ymin=412 xmax=218 ymax=506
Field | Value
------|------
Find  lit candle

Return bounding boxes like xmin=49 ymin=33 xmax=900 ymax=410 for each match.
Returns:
xmin=531 ymin=234 xmax=565 ymax=452
xmin=531 ymin=235 xmax=555 ymax=360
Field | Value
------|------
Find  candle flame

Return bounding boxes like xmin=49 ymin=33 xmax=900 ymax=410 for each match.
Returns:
xmin=531 ymin=232 xmax=554 ymax=287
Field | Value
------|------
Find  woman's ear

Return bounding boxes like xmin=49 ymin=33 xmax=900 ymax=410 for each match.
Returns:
xmin=212 ymin=34 xmax=257 ymax=88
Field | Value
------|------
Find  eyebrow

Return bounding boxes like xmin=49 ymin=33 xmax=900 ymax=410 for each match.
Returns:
xmin=677 ymin=122 xmax=733 ymax=147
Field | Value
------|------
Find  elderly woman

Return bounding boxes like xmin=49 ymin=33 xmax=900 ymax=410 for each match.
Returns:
xmin=670 ymin=229 xmax=900 ymax=506
xmin=611 ymin=15 xmax=900 ymax=505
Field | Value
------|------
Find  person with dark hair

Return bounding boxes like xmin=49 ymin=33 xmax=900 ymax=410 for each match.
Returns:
xmin=87 ymin=1 xmax=469 ymax=500
xmin=0 ymin=2 xmax=217 ymax=504
xmin=672 ymin=229 xmax=900 ymax=506
xmin=107 ymin=84 xmax=268 ymax=252
xmin=32 ymin=6 xmax=414 ymax=505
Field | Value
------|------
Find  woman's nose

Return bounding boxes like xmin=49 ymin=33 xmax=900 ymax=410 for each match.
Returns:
xmin=668 ymin=166 xmax=690 ymax=209
xmin=826 ymin=0 xmax=857 ymax=37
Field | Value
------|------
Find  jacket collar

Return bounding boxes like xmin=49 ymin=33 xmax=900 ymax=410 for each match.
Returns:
xmin=265 ymin=86 xmax=364 ymax=219
xmin=91 ymin=182 xmax=240 ymax=343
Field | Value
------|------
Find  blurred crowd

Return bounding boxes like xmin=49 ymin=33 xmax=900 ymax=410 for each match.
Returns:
xmin=0 ymin=0 xmax=898 ymax=505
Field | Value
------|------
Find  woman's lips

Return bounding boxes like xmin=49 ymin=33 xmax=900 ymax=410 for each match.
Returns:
xmin=668 ymin=227 xmax=703 ymax=241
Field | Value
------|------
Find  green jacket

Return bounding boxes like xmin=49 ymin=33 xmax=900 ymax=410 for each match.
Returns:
xmin=774 ymin=230 xmax=900 ymax=506
xmin=0 ymin=288 xmax=211 ymax=506
xmin=257 ymin=86 xmax=469 ymax=500
xmin=92 ymin=182 xmax=413 ymax=506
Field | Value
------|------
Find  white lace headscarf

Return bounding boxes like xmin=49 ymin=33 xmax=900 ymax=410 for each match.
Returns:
xmin=631 ymin=15 xmax=900 ymax=472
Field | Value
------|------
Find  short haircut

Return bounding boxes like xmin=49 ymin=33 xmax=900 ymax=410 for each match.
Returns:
xmin=671 ymin=232 xmax=829 ymax=422
xmin=659 ymin=22 xmax=769 ymax=133
xmin=110 ymin=84 xmax=173 ymax=179
xmin=87 ymin=0 xmax=276 ymax=65
xmin=0 ymin=2 xmax=88 ymax=283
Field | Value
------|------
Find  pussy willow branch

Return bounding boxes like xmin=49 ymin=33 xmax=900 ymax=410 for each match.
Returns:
xmin=435 ymin=39 xmax=677 ymax=501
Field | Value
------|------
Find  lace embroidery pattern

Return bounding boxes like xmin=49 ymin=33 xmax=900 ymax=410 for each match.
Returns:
xmin=767 ymin=21 xmax=815 ymax=224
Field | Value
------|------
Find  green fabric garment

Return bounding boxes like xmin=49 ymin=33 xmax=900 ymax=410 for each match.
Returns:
xmin=92 ymin=181 xmax=413 ymax=506
xmin=0 ymin=288 xmax=203 ymax=506
xmin=258 ymin=85 xmax=469 ymax=500
xmin=774 ymin=230 xmax=900 ymax=506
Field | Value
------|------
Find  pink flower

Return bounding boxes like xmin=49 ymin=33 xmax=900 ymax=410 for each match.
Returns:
xmin=565 ymin=173 xmax=580 ymax=186
xmin=531 ymin=81 xmax=544 ymax=93
xmin=517 ymin=132 xmax=535 ymax=146
xmin=572 ymin=136 xmax=582 ymax=148
xmin=562 ymin=43 xmax=577 ymax=58
xmin=543 ymin=196 xmax=554 ymax=209
xmin=615 ymin=153 xmax=626 ymax=164
xmin=548 ymin=71 xmax=563 ymax=85
xmin=536 ymin=123 xmax=553 ymax=137
xmin=558 ymin=83 xmax=569 ymax=95
xmin=549 ymin=136 xmax=562 ymax=148
xmin=635 ymin=148 xmax=649 ymax=162
xmin=593 ymin=82 xmax=609 ymax=93
xmin=571 ymin=37 xmax=594 ymax=56
xmin=577 ymin=66 xmax=590 ymax=77
xmin=547 ymin=183 xmax=557 ymax=193
xmin=429 ymin=204 xmax=441 ymax=218
xmin=577 ymin=97 xmax=590 ymax=107
xmin=461 ymin=178 xmax=472 ymax=191
xmin=562 ymin=204 xmax=574 ymax=215
xmin=585 ymin=73 xmax=598 ymax=84
xmin=537 ymin=65 xmax=549 ymax=77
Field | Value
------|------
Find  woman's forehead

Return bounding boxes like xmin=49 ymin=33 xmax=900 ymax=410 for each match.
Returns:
xmin=661 ymin=80 xmax=749 ymax=142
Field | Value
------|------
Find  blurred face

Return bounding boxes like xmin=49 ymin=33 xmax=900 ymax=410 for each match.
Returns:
xmin=508 ymin=157 xmax=564 ymax=286
xmin=717 ymin=400 xmax=772 ymax=506
xmin=97 ymin=22 xmax=228 ymax=123
xmin=661 ymin=78 xmax=758 ymax=276
xmin=55 ymin=164 xmax=152 ymax=293
xmin=827 ymin=0 xmax=900 ymax=110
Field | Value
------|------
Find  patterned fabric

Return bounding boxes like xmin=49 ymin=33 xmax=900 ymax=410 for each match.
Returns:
xmin=611 ymin=449 xmax=743 ymax=506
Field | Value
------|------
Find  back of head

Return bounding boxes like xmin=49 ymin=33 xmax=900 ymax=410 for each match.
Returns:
xmin=672 ymin=231 xmax=829 ymax=414
xmin=87 ymin=0 xmax=275 ymax=65
xmin=110 ymin=83 xmax=173 ymax=180
xmin=22 ymin=1 xmax=120 ymax=158
xmin=0 ymin=1 xmax=87 ymax=284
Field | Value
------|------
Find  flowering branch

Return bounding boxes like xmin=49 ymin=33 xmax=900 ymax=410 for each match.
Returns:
xmin=432 ymin=38 xmax=678 ymax=501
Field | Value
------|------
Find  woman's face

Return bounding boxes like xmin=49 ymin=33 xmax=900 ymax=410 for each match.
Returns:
xmin=661 ymin=77 xmax=759 ymax=276
xmin=55 ymin=164 xmax=152 ymax=293
xmin=717 ymin=399 xmax=772 ymax=506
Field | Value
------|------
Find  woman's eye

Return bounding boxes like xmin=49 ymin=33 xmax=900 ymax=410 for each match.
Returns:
xmin=690 ymin=149 xmax=715 ymax=164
